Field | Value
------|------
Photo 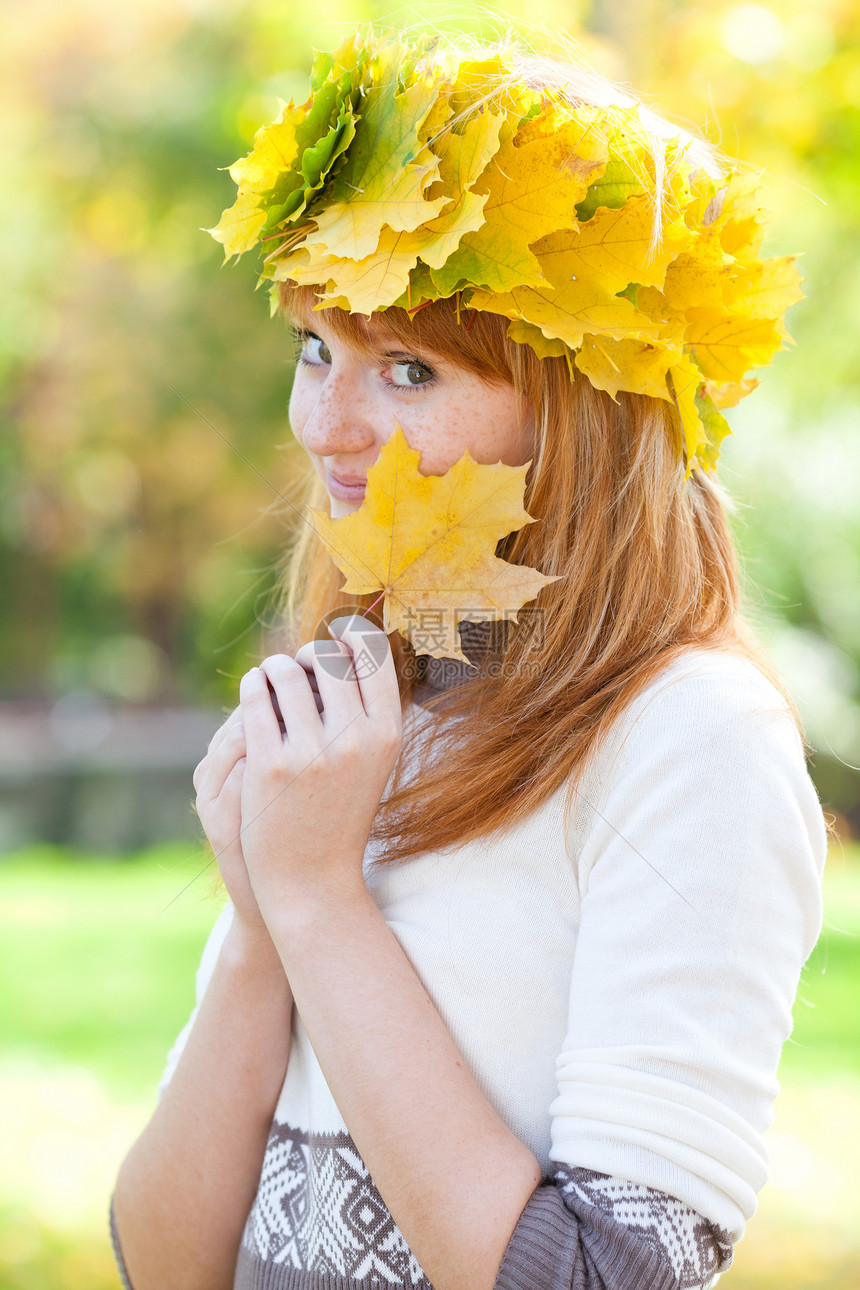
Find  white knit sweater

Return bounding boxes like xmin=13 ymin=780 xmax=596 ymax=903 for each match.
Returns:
xmin=158 ymin=646 xmax=827 ymax=1285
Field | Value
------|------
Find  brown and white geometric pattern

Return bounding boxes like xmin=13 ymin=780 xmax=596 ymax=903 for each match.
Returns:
xmin=555 ymin=1164 xmax=734 ymax=1289
xmin=238 ymin=1121 xmax=432 ymax=1287
xmin=236 ymin=1121 xmax=735 ymax=1290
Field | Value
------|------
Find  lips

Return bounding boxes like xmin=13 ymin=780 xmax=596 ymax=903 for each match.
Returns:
xmin=327 ymin=471 xmax=367 ymax=503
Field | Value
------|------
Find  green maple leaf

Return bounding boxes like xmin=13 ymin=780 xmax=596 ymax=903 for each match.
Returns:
xmin=261 ymin=89 xmax=358 ymax=230
xmin=693 ymin=386 xmax=732 ymax=472
xmin=297 ymin=48 xmax=447 ymax=263
xmin=575 ymin=117 xmax=647 ymax=222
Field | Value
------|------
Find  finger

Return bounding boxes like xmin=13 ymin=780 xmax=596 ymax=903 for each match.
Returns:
xmin=295 ymin=659 xmax=324 ymax=714
xmin=265 ymin=675 xmax=286 ymax=733
xmin=208 ymin=758 xmax=246 ymax=870
xmin=217 ymin=755 xmax=246 ymax=809
xmin=239 ymin=666 xmax=284 ymax=761
xmin=328 ymin=615 xmax=400 ymax=723
xmin=294 ymin=638 xmax=362 ymax=727
xmin=260 ymin=653 xmax=323 ymax=741
xmin=264 ymin=669 xmax=322 ymax=723
xmin=206 ymin=704 xmax=243 ymax=757
xmin=194 ymin=722 xmax=246 ymax=799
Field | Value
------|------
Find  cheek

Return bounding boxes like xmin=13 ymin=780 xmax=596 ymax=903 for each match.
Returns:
xmin=288 ymin=377 xmax=312 ymax=447
xmin=475 ymin=388 xmax=535 ymax=467
xmin=512 ymin=407 xmax=536 ymax=464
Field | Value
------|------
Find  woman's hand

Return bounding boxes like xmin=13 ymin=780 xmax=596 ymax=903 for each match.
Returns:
xmin=237 ymin=617 xmax=403 ymax=917
xmin=192 ymin=705 xmax=266 ymax=937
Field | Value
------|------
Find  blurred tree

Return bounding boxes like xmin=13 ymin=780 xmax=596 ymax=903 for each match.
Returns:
xmin=0 ymin=1 xmax=318 ymax=702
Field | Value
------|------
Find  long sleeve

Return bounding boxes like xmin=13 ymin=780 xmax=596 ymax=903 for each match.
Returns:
xmin=547 ymin=654 xmax=827 ymax=1242
xmin=495 ymin=1166 xmax=731 ymax=1290
xmin=492 ymin=654 xmax=826 ymax=1290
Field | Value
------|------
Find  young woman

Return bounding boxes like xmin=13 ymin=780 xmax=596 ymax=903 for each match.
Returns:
xmin=111 ymin=29 xmax=829 ymax=1290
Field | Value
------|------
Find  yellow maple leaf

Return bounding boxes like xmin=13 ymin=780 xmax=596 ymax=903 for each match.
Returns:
xmin=684 ymin=308 xmax=784 ymax=383
xmin=409 ymin=108 xmax=506 ymax=268
xmin=273 ymin=226 xmax=419 ymax=314
xmin=227 ymin=102 xmax=305 ymax=191
xmin=430 ymin=108 xmax=608 ymax=296
xmin=667 ymin=357 xmax=707 ymax=476
xmin=469 ymin=229 xmax=663 ymax=353
xmin=205 ymin=189 xmax=269 ymax=260
xmin=725 ymin=254 xmax=804 ymax=322
xmin=309 ymin=424 xmax=561 ymax=662
xmin=635 ymin=284 xmax=687 ymax=337
xmin=702 ymin=376 xmax=759 ymax=410
xmin=502 ymin=319 xmax=569 ymax=360
xmin=205 ymin=103 xmax=306 ymax=260
xmin=661 ymin=233 xmax=735 ymax=314
xmin=565 ymin=196 xmax=690 ymax=295
xmin=697 ymin=172 xmax=771 ymax=265
xmin=447 ymin=54 xmax=539 ymax=122
xmin=575 ymin=335 xmax=676 ymax=402
xmin=416 ymin=88 xmax=455 ymax=146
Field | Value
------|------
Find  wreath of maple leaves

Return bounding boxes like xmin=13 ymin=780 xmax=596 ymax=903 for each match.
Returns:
xmin=207 ymin=31 xmax=802 ymax=477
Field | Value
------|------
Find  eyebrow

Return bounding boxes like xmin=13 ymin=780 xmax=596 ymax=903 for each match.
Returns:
xmin=297 ymin=327 xmax=437 ymax=367
xmin=382 ymin=350 xmax=432 ymax=364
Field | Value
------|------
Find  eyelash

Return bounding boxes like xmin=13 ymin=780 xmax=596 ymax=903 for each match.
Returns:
xmin=292 ymin=329 xmax=437 ymax=394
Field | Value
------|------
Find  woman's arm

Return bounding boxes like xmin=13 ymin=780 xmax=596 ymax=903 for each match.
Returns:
xmin=237 ymin=630 xmax=543 ymax=1290
xmin=112 ymin=707 xmax=293 ymax=1290
xmin=112 ymin=923 xmax=292 ymax=1290
xmin=266 ymin=879 xmax=543 ymax=1290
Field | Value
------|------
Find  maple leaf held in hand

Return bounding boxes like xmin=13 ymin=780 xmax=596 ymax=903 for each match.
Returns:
xmin=310 ymin=425 xmax=561 ymax=663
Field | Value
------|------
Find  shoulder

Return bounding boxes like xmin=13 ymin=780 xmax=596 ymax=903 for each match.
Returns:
xmin=609 ymin=646 xmax=803 ymax=772
xmin=608 ymin=645 xmax=821 ymax=835
xmin=569 ymin=646 xmax=827 ymax=899
xmin=627 ymin=644 xmax=794 ymax=717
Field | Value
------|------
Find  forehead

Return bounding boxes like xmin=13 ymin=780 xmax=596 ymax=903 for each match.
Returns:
xmin=282 ymin=284 xmax=517 ymax=385
xmin=289 ymin=301 xmax=408 ymax=354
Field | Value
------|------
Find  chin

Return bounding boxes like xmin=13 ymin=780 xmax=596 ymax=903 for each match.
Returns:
xmin=329 ymin=497 xmax=363 ymax=519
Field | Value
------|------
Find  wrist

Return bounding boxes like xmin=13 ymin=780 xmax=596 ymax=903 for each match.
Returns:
xmin=262 ymin=870 xmax=375 ymax=944
xmin=221 ymin=914 xmax=288 ymax=982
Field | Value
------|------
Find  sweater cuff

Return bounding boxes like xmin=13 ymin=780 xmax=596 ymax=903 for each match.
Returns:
xmin=494 ymin=1168 xmax=732 ymax=1290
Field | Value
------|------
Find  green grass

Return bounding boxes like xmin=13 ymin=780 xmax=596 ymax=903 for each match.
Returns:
xmin=0 ymin=843 xmax=223 ymax=1102
xmin=0 ymin=843 xmax=858 ymax=1289
xmin=0 ymin=844 xmax=222 ymax=1290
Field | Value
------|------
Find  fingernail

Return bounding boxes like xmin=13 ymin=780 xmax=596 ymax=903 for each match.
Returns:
xmin=329 ymin=613 xmax=380 ymax=640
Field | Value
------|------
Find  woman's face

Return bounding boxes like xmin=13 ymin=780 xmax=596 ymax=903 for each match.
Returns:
xmin=288 ymin=313 xmax=535 ymax=517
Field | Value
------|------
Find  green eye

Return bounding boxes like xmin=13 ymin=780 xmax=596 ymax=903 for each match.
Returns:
xmin=303 ymin=334 xmax=331 ymax=365
xmin=390 ymin=361 xmax=434 ymax=387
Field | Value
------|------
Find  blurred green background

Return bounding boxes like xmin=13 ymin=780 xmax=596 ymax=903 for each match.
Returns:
xmin=1 ymin=0 xmax=858 ymax=1285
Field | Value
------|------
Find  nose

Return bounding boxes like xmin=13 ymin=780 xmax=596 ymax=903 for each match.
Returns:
xmin=296 ymin=370 xmax=377 ymax=460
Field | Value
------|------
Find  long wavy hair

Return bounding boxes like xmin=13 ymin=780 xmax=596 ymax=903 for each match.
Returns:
xmin=269 ymin=38 xmax=811 ymax=866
